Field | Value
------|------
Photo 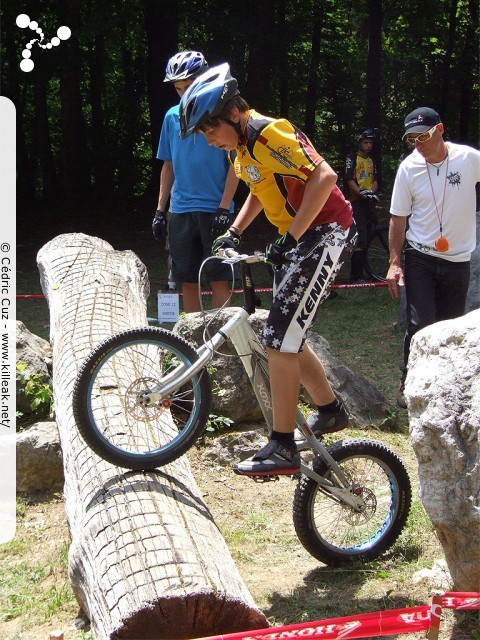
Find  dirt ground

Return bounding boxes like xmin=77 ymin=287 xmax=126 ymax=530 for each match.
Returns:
xmin=4 ymin=428 xmax=479 ymax=640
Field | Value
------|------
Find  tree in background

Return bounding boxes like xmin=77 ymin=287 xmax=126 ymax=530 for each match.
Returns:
xmin=1 ymin=0 xmax=478 ymax=227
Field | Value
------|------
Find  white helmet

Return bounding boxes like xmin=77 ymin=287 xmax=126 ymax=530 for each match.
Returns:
xmin=164 ymin=51 xmax=208 ymax=82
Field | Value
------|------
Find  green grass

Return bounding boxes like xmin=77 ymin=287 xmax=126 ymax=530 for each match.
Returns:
xmin=0 ymin=497 xmax=78 ymax=631
xmin=315 ymin=287 xmax=404 ymax=400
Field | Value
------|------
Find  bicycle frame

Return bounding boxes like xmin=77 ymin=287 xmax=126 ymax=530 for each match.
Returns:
xmin=144 ymin=253 xmax=366 ymax=511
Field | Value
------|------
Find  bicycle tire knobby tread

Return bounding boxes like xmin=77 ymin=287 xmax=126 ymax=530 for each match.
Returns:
xmin=72 ymin=326 xmax=211 ymax=470
xmin=292 ymin=438 xmax=411 ymax=566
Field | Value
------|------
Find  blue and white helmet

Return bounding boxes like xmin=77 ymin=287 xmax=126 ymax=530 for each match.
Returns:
xmin=164 ymin=51 xmax=208 ymax=82
xmin=179 ymin=63 xmax=239 ymax=139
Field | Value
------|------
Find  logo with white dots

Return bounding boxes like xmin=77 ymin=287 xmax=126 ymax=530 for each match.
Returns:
xmin=16 ymin=14 xmax=71 ymax=72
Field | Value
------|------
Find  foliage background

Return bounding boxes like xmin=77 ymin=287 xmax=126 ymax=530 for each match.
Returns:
xmin=1 ymin=0 xmax=479 ymax=238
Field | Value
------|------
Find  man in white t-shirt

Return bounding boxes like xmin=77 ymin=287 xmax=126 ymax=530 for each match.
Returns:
xmin=387 ymin=107 xmax=480 ymax=407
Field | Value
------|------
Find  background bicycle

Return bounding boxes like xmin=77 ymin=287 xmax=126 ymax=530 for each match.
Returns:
xmin=364 ymin=195 xmax=390 ymax=283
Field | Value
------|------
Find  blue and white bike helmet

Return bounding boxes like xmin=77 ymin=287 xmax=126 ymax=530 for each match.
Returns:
xmin=164 ymin=51 xmax=208 ymax=82
xmin=179 ymin=63 xmax=239 ymax=139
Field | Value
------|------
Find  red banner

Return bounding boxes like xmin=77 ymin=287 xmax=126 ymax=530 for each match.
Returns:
xmin=191 ymin=606 xmax=431 ymax=640
xmin=441 ymin=592 xmax=480 ymax=610
xmin=191 ymin=593 xmax=480 ymax=640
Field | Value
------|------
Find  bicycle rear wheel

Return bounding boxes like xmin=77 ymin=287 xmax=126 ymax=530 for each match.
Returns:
xmin=293 ymin=439 xmax=411 ymax=566
xmin=364 ymin=224 xmax=389 ymax=282
xmin=73 ymin=327 xmax=211 ymax=470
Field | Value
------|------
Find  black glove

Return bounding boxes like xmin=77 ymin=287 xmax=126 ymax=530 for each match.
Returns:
xmin=266 ymin=231 xmax=298 ymax=268
xmin=359 ymin=189 xmax=380 ymax=204
xmin=210 ymin=207 xmax=233 ymax=237
xmin=152 ymin=210 xmax=168 ymax=241
xmin=211 ymin=229 xmax=241 ymax=255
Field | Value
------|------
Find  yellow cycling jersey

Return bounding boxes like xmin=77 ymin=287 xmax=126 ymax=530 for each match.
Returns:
xmin=345 ymin=153 xmax=377 ymax=201
xmin=231 ymin=110 xmax=352 ymax=234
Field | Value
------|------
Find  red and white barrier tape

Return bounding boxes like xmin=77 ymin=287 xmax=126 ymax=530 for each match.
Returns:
xmin=190 ymin=592 xmax=479 ymax=640
xmin=192 ymin=606 xmax=431 ymax=640
xmin=16 ymin=282 xmax=387 ymax=300
xmin=440 ymin=591 xmax=480 ymax=609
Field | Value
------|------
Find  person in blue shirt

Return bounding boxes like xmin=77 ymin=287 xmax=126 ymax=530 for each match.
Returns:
xmin=153 ymin=51 xmax=239 ymax=312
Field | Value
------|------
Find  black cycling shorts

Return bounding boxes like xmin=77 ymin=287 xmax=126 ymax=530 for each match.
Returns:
xmin=262 ymin=222 xmax=357 ymax=353
xmin=169 ymin=211 xmax=234 ymax=283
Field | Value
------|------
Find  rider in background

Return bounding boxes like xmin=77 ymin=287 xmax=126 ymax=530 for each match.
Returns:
xmin=153 ymin=51 xmax=238 ymax=311
xmin=179 ymin=63 xmax=356 ymax=477
xmin=345 ymin=129 xmax=379 ymax=283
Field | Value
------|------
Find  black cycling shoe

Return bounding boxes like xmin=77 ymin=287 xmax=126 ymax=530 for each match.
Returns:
xmin=233 ymin=440 xmax=300 ymax=476
xmin=307 ymin=402 xmax=349 ymax=435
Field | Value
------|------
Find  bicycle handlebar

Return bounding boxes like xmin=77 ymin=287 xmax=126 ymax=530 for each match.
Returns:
xmin=215 ymin=249 xmax=268 ymax=265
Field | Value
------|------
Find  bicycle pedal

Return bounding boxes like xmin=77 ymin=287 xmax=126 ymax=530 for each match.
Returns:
xmin=250 ymin=474 xmax=280 ymax=483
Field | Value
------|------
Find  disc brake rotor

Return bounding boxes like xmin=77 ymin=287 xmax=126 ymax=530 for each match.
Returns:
xmin=125 ymin=377 xmax=167 ymax=420
xmin=343 ymin=487 xmax=377 ymax=525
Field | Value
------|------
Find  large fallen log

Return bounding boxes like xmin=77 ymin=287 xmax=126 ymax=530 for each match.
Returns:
xmin=37 ymin=233 xmax=267 ymax=640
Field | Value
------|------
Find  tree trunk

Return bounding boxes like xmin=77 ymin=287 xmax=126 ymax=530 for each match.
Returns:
xmin=304 ymin=2 xmax=325 ymax=142
xmin=88 ymin=36 xmax=114 ymax=201
xmin=34 ymin=64 xmax=58 ymax=203
xmin=144 ymin=0 xmax=179 ymax=194
xmin=116 ymin=47 xmax=140 ymax=199
xmin=244 ymin=0 xmax=276 ymax=112
xmin=439 ymin=0 xmax=458 ymax=121
xmin=458 ymin=0 xmax=479 ymax=143
xmin=37 ymin=233 xmax=267 ymax=640
xmin=58 ymin=0 xmax=92 ymax=201
xmin=365 ymin=0 xmax=383 ymax=185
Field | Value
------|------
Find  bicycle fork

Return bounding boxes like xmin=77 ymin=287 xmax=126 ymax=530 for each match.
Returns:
xmin=142 ymin=309 xmax=251 ymax=404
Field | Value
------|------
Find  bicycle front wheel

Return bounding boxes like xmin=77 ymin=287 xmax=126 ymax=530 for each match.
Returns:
xmin=293 ymin=439 xmax=411 ymax=566
xmin=73 ymin=327 xmax=211 ymax=470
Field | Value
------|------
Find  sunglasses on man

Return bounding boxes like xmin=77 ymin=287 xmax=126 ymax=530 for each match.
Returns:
xmin=403 ymin=125 xmax=438 ymax=145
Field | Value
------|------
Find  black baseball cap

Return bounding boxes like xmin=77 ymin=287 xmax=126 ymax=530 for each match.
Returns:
xmin=357 ymin=129 xmax=375 ymax=143
xmin=403 ymin=107 xmax=441 ymax=139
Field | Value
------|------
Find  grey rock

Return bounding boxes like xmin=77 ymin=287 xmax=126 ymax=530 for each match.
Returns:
xmin=16 ymin=421 xmax=64 ymax=492
xmin=406 ymin=309 xmax=480 ymax=591
xmin=412 ymin=559 xmax=453 ymax=592
xmin=16 ymin=320 xmax=52 ymax=414
xmin=201 ymin=430 xmax=267 ymax=466
xmin=306 ymin=331 xmax=394 ymax=427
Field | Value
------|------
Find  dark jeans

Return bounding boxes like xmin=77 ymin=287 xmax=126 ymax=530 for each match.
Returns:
xmin=351 ymin=199 xmax=372 ymax=249
xmin=350 ymin=200 xmax=372 ymax=280
xmin=403 ymin=246 xmax=470 ymax=368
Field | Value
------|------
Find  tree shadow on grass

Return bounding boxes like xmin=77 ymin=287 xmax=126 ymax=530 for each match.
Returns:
xmin=263 ymin=563 xmax=416 ymax=624
xmin=263 ymin=558 xmax=478 ymax=638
